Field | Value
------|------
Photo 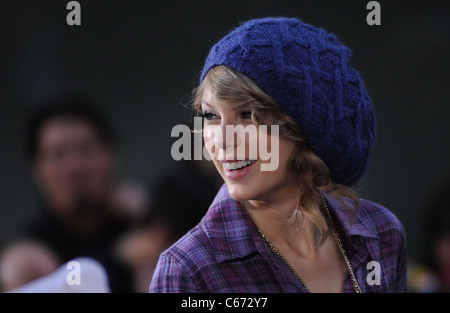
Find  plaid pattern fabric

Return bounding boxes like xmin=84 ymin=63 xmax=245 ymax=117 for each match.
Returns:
xmin=149 ymin=184 xmax=407 ymax=293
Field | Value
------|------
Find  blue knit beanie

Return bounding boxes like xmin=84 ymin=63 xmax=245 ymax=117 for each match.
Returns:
xmin=200 ymin=17 xmax=376 ymax=186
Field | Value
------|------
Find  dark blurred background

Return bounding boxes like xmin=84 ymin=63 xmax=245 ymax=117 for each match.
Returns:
xmin=0 ymin=0 xmax=449 ymax=291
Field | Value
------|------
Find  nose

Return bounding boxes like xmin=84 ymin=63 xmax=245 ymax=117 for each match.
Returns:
xmin=204 ymin=119 xmax=239 ymax=159
xmin=61 ymin=149 xmax=89 ymax=175
xmin=217 ymin=119 xmax=242 ymax=151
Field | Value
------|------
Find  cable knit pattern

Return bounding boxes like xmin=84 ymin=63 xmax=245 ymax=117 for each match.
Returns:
xmin=200 ymin=17 xmax=376 ymax=186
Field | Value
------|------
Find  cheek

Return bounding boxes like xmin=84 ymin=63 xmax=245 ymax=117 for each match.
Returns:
xmin=90 ymin=153 xmax=114 ymax=184
xmin=37 ymin=163 xmax=62 ymax=189
xmin=36 ymin=164 xmax=72 ymax=207
xmin=209 ymin=153 xmax=224 ymax=175
xmin=272 ymin=138 xmax=294 ymax=174
xmin=202 ymin=130 xmax=224 ymax=177
xmin=279 ymin=141 xmax=293 ymax=164
xmin=256 ymin=129 xmax=292 ymax=173
xmin=203 ymin=125 xmax=215 ymax=141
xmin=203 ymin=130 xmax=212 ymax=151
xmin=203 ymin=125 xmax=219 ymax=159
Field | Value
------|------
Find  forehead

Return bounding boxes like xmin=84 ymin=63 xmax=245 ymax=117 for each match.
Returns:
xmin=201 ymin=86 xmax=251 ymax=111
xmin=38 ymin=117 xmax=99 ymax=146
xmin=201 ymin=87 xmax=222 ymax=106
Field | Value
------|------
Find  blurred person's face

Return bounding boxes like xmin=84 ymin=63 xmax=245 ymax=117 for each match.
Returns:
xmin=201 ymin=87 xmax=296 ymax=202
xmin=34 ymin=117 xmax=116 ymax=222
xmin=434 ymin=233 xmax=450 ymax=270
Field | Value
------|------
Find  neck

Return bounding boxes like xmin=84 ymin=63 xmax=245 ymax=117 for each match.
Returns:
xmin=245 ymin=185 xmax=320 ymax=260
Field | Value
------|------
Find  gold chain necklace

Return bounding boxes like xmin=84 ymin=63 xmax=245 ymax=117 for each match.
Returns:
xmin=241 ymin=195 xmax=362 ymax=293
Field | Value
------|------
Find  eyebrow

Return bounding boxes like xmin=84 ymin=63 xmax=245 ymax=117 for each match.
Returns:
xmin=200 ymin=102 xmax=217 ymax=112
xmin=201 ymin=101 xmax=212 ymax=108
xmin=201 ymin=100 xmax=253 ymax=111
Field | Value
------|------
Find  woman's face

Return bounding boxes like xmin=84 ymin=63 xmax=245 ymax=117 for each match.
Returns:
xmin=201 ymin=86 xmax=296 ymax=202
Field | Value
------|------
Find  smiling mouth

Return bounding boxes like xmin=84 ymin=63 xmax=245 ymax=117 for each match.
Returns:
xmin=222 ymin=160 xmax=256 ymax=172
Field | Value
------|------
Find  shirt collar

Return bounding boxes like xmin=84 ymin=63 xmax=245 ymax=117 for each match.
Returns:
xmin=202 ymin=184 xmax=378 ymax=263
xmin=201 ymin=184 xmax=265 ymax=262
xmin=322 ymin=193 xmax=379 ymax=240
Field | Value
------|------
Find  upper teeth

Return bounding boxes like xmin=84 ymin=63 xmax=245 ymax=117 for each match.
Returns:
xmin=223 ymin=160 xmax=255 ymax=170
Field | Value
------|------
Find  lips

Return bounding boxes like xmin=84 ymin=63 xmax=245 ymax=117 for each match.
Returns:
xmin=221 ymin=160 xmax=257 ymax=180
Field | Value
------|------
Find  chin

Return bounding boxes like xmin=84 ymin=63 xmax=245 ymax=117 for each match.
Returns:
xmin=225 ymin=182 xmax=256 ymax=201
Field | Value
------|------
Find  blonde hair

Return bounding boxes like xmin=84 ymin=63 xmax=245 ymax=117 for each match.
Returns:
xmin=193 ymin=65 xmax=359 ymax=246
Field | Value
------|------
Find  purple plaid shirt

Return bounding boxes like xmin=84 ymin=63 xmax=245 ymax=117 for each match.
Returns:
xmin=149 ymin=184 xmax=407 ymax=293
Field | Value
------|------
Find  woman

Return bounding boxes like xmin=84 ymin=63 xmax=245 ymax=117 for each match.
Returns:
xmin=150 ymin=17 xmax=407 ymax=293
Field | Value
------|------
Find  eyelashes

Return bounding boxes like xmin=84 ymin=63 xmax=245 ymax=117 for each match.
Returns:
xmin=200 ymin=111 xmax=219 ymax=120
xmin=241 ymin=111 xmax=252 ymax=119
xmin=200 ymin=111 xmax=252 ymax=121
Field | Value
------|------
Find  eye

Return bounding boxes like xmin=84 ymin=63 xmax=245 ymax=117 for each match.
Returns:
xmin=201 ymin=111 xmax=219 ymax=120
xmin=241 ymin=110 xmax=252 ymax=120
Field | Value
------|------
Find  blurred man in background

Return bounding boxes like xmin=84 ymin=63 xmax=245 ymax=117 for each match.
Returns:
xmin=0 ymin=98 xmax=136 ymax=292
xmin=0 ymin=97 xmax=223 ymax=293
